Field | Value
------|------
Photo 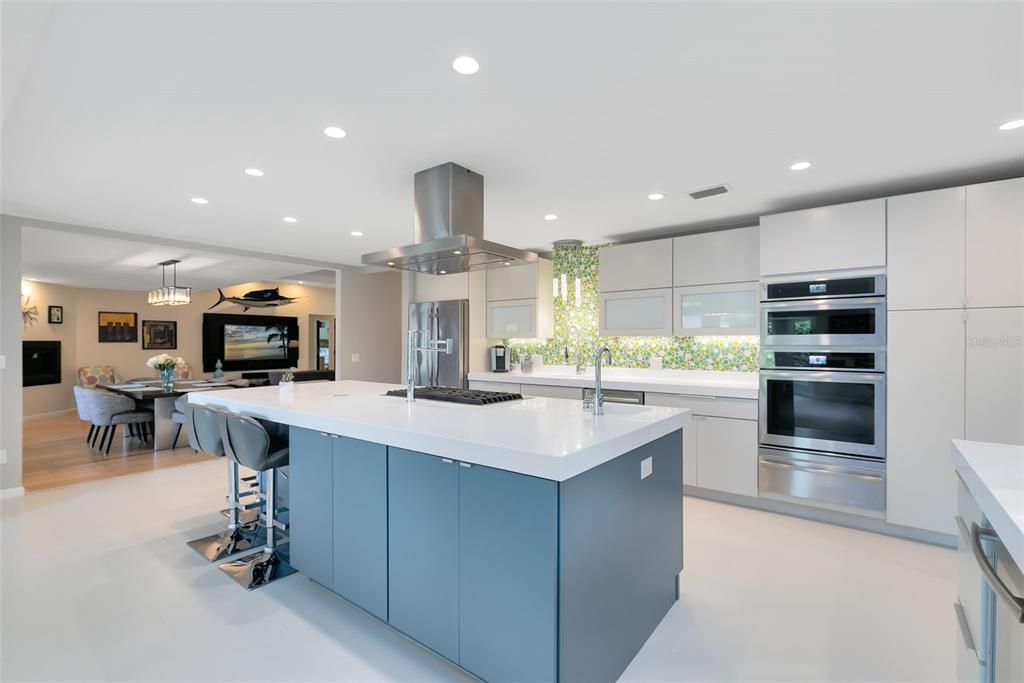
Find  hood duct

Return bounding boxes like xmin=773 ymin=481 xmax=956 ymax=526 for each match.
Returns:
xmin=361 ymin=162 xmax=539 ymax=275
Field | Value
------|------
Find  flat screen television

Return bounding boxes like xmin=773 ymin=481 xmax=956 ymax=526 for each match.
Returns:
xmin=203 ymin=313 xmax=299 ymax=372
xmin=23 ymin=340 xmax=61 ymax=387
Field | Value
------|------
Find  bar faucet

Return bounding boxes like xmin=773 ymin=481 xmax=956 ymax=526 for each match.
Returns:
xmin=406 ymin=329 xmax=452 ymax=402
xmin=585 ymin=346 xmax=612 ymax=415
xmin=568 ymin=324 xmax=586 ymax=375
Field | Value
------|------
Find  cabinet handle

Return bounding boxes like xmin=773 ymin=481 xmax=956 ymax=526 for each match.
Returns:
xmin=441 ymin=458 xmax=454 ymax=464
xmin=956 ymin=516 xmax=1024 ymax=623
xmin=953 ymin=601 xmax=980 ymax=662
xmin=676 ymin=393 xmax=717 ymax=400
xmin=459 ymin=462 xmax=472 ymax=468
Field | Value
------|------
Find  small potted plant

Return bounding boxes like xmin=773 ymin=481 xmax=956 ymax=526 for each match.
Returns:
xmin=146 ymin=353 xmax=185 ymax=392
xmin=279 ymin=370 xmax=295 ymax=395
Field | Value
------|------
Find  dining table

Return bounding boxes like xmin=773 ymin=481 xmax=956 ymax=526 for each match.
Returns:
xmin=102 ymin=380 xmax=236 ymax=451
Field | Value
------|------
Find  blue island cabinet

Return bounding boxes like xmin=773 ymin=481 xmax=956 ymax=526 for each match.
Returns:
xmin=288 ymin=427 xmax=388 ymax=620
xmin=388 ymin=447 xmax=558 ymax=682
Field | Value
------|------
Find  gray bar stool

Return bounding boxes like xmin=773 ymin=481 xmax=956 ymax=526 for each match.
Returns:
xmin=184 ymin=404 xmax=260 ymax=561
xmin=216 ymin=410 xmax=294 ymax=590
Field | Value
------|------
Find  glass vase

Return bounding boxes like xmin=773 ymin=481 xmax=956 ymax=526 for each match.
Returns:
xmin=160 ymin=367 xmax=174 ymax=392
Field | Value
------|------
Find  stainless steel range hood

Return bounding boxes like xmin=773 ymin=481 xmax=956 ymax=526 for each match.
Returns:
xmin=361 ymin=162 xmax=539 ymax=275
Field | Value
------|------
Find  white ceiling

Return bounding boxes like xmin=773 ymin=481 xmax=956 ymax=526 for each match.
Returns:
xmin=20 ymin=227 xmax=316 ymax=291
xmin=2 ymin=1 xmax=1022 ymax=266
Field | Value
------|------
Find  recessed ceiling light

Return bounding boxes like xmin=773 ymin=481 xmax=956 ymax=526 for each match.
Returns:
xmin=999 ymin=119 xmax=1024 ymax=131
xmin=283 ymin=216 xmax=297 ymax=223
xmin=190 ymin=197 xmax=209 ymax=205
xmin=350 ymin=231 xmax=363 ymax=237
xmin=453 ymin=250 xmax=462 ymax=255
xmin=790 ymin=161 xmax=812 ymax=171
xmin=544 ymin=214 xmax=558 ymax=221
xmin=244 ymin=168 xmax=264 ymax=177
xmin=648 ymin=193 xmax=664 ymax=201
xmin=323 ymin=126 xmax=347 ymax=138
xmin=387 ymin=261 xmax=395 ymax=266
xmin=297 ymin=280 xmax=304 ymax=284
xmin=439 ymin=270 xmax=448 ymax=274
xmin=452 ymin=56 xmax=479 ymax=75
xmin=503 ymin=261 xmax=511 ymax=266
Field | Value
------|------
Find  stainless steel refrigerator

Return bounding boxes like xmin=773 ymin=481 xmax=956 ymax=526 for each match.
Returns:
xmin=409 ymin=299 xmax=469 ymax=388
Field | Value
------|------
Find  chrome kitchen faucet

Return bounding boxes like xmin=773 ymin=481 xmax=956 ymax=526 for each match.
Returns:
xmin=406 ymin=329 xmax=453 ymax=402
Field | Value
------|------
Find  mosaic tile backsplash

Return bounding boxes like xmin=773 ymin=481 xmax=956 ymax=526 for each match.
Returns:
xmin=506 ymin=242 xmax=759 ymax=372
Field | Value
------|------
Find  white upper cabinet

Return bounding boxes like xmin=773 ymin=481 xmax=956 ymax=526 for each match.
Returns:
xmin=673 ymin=283 xmax=758 ymax=336
xmin=598 ymin=288 xmax=673 ymax=337
xmin=759 ymin=198 xmax=886 ymax=276
xmin=485 ymin=260 xmax=553 ymax=340
xmin=966 ymin=306 xmax=1024 ymax=446
xmin=887 ymin=187 xmax=965 ymax=310
xmin=599 ymin=239 xmax=673 ymax=292
xmin=885 ymin=309 xmax=964 ymax=535
xmin=966 ymin=177 xmax=1024 ymax=308
xmin=673 ymin=226 xmax=758 ymax=286
xmin=486 ymin=260 xmax=552 ymax=302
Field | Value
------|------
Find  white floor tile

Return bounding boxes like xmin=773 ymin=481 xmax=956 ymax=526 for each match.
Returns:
xmin=1 ymin=461 xmax=955 ymax=682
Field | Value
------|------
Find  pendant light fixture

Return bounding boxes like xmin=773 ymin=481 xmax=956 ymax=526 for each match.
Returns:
xmin=148 ymin=259 xmax=192 ymax=306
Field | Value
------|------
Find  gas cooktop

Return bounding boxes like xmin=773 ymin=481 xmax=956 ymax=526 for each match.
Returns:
xmin=385 ymin=386 xmax=523 ymax=405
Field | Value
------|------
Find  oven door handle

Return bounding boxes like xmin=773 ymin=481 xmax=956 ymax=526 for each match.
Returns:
xmin=760 ymin=457 xmax=884 ymax=482
xmin=759 ymin=296 xmax=887 ymax=310
xmin=955 ymin=516 xmax=1024 ymax=623
xmin=759 ymin=369 xmax=886 ymax=383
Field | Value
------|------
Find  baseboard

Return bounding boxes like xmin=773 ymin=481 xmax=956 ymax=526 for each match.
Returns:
xmin=684 ymin=486 xmax=958 ymax=549
xmin=23 ymin=408 xmax=75 ymax=421
xmin=0 ymin=486 xmax=25 ymax=499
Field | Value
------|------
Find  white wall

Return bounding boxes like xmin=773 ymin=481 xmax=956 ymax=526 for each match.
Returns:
xmin=337 ymin=268 xmax=402 ymax=383
xmin=1 ymin=222 xmax=24 ymax=493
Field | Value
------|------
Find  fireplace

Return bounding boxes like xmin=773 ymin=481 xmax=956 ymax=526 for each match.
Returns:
xmin=23 ymin=341 xmax=61 ymax=387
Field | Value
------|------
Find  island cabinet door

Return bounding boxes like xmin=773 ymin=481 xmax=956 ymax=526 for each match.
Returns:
xmin=387 ymin=448 xmax=460 ymax=663
xmin=459 ymin=463 xmax=558 ymax=683
xmin=331 ymin=436 xmax=388 ymax=621
xmin=288 ymin=427 xmax=334 ymax=590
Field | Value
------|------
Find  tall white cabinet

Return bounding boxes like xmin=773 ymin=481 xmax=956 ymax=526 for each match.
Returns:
xmin=885 ymin=176 xmax=1024 ymax=536
xmin=598 ymin=239 xmax=675 ymax=337
xmin=886 ymin=309 xmax=964 ymax=534
xmin=485 ymin=260 xmax=554 ymax=340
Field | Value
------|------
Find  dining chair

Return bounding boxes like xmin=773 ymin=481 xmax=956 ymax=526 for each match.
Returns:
xmin=77 ymin=366 xmax=117 ymax=387
xmin=78 ymin=389 xmax=155 ymax=455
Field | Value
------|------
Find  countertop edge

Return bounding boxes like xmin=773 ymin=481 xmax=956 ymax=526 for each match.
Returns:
xmin=952 ymin=439 xmax=1024 ymax=571
xmin=467 ymin=371 xmax=758 ymax=399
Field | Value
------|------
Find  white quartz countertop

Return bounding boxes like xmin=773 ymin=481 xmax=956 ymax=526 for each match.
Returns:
xmin=953 ymin=440 xmax=1024 ymax=570
xmin=189 ymin=380 xmax=690 ymax=481
xmin=468 ymin=366 xmax=758 ymax=399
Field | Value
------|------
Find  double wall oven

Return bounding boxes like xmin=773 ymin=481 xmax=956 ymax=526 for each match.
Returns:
xmin=758 ymin=274 xmax=887 ymax=515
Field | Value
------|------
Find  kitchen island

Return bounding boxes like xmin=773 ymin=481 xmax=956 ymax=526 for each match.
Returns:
xmin=190 ymin=380 xmax=689 ymax=683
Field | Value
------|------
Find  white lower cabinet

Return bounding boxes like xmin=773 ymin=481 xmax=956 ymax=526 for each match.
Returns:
xmin=694 ymin=416 xmax=758 ymax=497
xmin=645 ymin=392 xmax=758 ymax=496
xmin=599 ymin=289 xmax=673 ymax=337
xmin=886 ymin=309 xmax=964 ymax=535
xmin=966 ymin=307 xmax=1024 ymax=446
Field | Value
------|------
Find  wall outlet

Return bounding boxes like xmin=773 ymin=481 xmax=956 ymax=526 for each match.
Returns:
xmin=0 ymin=354 xmax=5 ymax=370
xmin=640 ymin=456 xmax=652 ymax=479
xmin=350 ymin=353 xmax=360 ymax=363
xmin=0 ymin=449 xmax=7 ymax=465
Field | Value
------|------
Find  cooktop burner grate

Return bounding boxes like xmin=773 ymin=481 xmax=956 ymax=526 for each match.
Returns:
xmin=385 ymin=386 xmax=523 ymax=405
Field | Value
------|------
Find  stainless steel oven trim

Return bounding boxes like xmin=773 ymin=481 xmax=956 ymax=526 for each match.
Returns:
xmin=758 ymin=369 xmax=886 ymax=459
xmin=759 ymin=274 xmax=886 ymax=302
xmin=759 ymin=297 xmax=886 ymax=348
xmin=759 ymin=347 xmax=887 ymax=372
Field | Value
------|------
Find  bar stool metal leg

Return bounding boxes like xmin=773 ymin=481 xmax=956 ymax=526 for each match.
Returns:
xmin=219 ymin=466 xmax=295 ymax=590
xmin=186 ymin=460 xmax=257 ymax=561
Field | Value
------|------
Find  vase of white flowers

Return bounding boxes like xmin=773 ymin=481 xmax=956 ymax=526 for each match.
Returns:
xmin=279 ymin=370 xmax=295 ymax=395
xmin=146 ymin=353 xmax=184 ymax=392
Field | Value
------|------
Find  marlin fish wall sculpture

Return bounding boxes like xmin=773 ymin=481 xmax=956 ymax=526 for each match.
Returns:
xmin=208 ymin=287 xmax=301 ymax=312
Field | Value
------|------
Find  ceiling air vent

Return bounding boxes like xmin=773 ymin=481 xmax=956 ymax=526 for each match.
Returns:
xmin=688 ymin=184 xmax=731 ymax=200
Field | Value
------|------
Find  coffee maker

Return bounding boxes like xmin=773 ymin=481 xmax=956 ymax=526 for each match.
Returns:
xmin=489 ymin=344 xmax=511 ymax=372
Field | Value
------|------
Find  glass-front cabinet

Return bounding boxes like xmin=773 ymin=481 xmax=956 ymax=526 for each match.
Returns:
xmin=673 ymin=283 xmax=758 ymax=336
xmin=598 ymin=288 xmax=673 ymax=337
xmin=487 ymin=299 xmax=540 ymax=339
